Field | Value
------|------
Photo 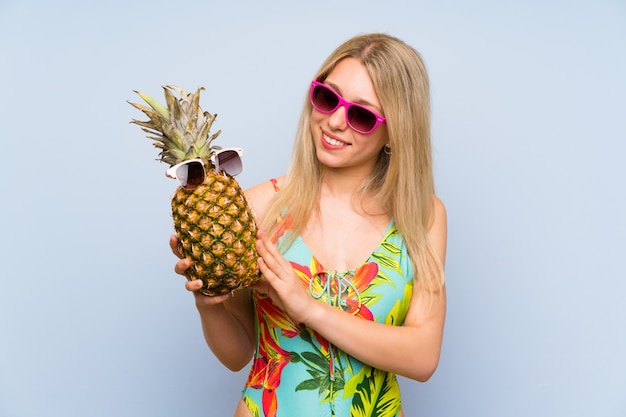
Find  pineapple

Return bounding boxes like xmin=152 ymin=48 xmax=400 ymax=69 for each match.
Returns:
xmin=129 ymin=85 xmax=261 ymax=296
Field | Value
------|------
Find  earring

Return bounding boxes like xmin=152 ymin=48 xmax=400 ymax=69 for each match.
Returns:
xmin=383 ymin=144 xmax=392 ymax=155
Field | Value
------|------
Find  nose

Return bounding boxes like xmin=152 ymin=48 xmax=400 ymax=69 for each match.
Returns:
xmin=327 ymin=104 xmax=348 ymax=131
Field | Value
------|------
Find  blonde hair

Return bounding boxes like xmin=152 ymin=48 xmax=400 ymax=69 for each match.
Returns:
xmin=261 ymin=33 xmax=443 ymax=292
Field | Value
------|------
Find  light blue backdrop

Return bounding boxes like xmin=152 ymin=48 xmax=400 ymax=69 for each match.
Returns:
xmin=1 ymin=1 xmax=624 ymax=416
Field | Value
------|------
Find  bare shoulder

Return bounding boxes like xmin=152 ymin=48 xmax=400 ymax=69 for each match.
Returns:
xmin=244 ymin=175 xmax=285 ymax=220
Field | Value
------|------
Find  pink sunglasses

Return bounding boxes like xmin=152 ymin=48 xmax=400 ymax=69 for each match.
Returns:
xmin=309 ymin=80 xmax=386 ymax=134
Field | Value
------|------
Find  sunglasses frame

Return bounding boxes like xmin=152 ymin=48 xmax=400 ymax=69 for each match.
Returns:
xmin=309 ymin=80 xmax=386 ymax=135
xmin=211 ymin=147 xmax=243 ymax=176
xmin=166 ymin=148 xmax=243 ymax=190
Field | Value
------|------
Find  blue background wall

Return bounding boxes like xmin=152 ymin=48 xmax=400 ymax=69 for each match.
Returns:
xmin=1 ymin=1 xmax=624 ymax=416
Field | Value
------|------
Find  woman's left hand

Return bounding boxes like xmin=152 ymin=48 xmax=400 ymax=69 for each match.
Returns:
xmin=253 ymin=229 xmax=318 ymax=325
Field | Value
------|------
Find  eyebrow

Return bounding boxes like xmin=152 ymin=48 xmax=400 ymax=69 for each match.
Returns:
xmin=324 ymin=81 xmax=384 ymax=115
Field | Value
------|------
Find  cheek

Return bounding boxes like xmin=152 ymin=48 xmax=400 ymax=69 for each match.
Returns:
xmin=376 ymin=124 xmax=389 ymax=143
xmin=367 ymin=127 xmax=389 ymax=150
xmin=310 ymin=110 xmax=324 ymax=129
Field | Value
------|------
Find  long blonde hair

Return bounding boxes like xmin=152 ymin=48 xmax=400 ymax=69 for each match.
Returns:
xmin=261 ymin=33 xmax=443 ymax=291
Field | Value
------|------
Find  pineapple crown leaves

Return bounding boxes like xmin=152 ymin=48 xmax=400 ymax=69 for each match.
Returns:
xmin=129 ymin=85 xmax=222 ymax=166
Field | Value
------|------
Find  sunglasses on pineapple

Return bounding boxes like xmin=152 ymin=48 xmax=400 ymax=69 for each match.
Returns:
xmin=309 ymin=80 xmax=386 ymax=135
xmin=166 ymin=148 xmax=243 ymax=190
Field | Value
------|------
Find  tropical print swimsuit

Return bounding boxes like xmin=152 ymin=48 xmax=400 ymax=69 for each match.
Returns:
xmin=242 ymin=180 xmax=414 ymax=417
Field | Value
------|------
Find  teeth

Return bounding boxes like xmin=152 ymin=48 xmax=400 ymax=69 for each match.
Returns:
xmin=323 ymin=134 xmax=347 ymax=146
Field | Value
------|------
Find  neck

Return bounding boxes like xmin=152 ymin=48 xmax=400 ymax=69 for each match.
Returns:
xmin=318 ymin=167 xmax=385 ymax=217
xmin=320 ymin=167 xmax=368 ymax=196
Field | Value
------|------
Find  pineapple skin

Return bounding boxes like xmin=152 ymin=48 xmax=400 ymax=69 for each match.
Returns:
xmin=172 ymin=171 xmax=261 ymax=296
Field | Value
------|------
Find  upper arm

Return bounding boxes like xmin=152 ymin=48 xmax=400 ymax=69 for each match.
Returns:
xmin=429 ymin=195 xmax=447 ymax=268
xmin=401 ymin=195 xmax=448 ymax=378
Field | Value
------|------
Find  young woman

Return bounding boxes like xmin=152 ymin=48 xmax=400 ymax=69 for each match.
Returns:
xmin=171 ymin=33 xmax=447 ymax=417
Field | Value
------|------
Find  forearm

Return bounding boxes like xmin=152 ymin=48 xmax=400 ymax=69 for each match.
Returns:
xmin=196 ymin=298 xmax=254 ymax=371
xmin=304 ymin=298 xmax=445 ymax=381
xmin=304 ymin=198 xmax=448 ymax=381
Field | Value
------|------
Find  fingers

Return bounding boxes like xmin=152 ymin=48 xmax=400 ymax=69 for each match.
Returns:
xmin=256 ymin=249 xmax=272 ymax=279
xmin=185 ymin=278 xmax=203 ymax=292
xmin=255 ymin=229 xmax=312 ymax=323
xmin=169 ymin=235 xmax=229 ymax=305
xmin=256 ymin=229 xmax=277 ymax=264
xmin=174 ymin=258 xmax=191 ymax=276
xmin=256 ymin=234 xmax=276 ymax=281
xmin=169 ymin=234 xmax=183 ymax=259
xmin=256 ymin=229 xmax=290 ymax=281
xmin=185 ymin=276 xmax=231 ymax=304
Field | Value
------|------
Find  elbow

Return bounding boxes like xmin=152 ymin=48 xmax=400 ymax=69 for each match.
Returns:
xmin=411 ymin=367 xmax=437 ymax=383
xmin=406 ymin=357 xmax=440 ymax=382
xmin=211 ymin=346 xmax=253 ymax=372
xmin=220 ymin=354 xmax=252 ymax=372
xmin=224 ymin=362 xmax=249 ymax=373
xmin=414 ymin=369 xmax=436 ymax=383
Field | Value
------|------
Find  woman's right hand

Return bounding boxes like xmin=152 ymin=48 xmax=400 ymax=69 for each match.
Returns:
xmin=169 ymin=235 xmax=231 ymax=305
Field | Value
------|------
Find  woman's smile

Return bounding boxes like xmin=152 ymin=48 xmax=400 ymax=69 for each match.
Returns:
xmin=322 ymin=131 xmax=350 ymax=148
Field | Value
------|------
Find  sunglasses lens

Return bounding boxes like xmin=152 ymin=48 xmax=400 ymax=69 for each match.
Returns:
xmin=312 ymin=83 xmax=380 ymax=134
xmin=312 ymin=85 xmax=339 ymax=112
xmin=177 ymin=161 xmax=205 ymax=189
xmin=348 ymin=106 xmax=377 ymax=133
xmin=216 ymin=150 xmax=242 ymax=176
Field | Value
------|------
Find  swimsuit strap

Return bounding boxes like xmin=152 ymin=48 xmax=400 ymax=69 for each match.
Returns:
xmin=270 ymin=178 xmax=280 ymax=192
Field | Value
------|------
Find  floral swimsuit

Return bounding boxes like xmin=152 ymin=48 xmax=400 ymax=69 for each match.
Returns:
xmin=242 ymin=183 xmax=414 ymax=417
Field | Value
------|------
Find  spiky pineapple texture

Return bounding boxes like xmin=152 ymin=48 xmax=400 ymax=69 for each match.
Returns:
xmin=129 ymin=85 xmax=261 ymax=296
xmin=172 ymin=174 xmax=260 ymax=295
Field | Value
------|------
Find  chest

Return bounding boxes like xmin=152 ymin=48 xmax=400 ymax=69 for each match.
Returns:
xmin=300 ymin=209 xmax=391 ymax=272
xmin=278 ymin=222 xmax=414 ymax=325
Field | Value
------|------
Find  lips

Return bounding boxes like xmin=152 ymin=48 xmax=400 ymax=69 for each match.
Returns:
xmin=322 ymin=133 xmax=349 ymax=147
